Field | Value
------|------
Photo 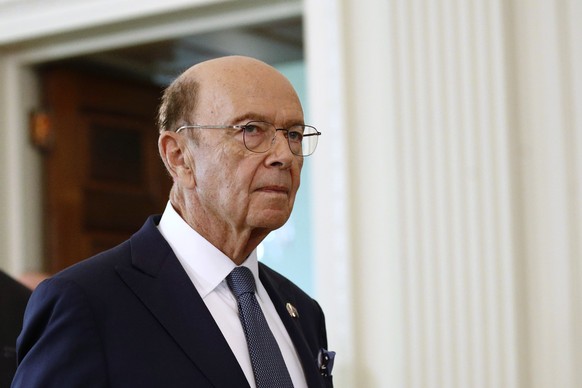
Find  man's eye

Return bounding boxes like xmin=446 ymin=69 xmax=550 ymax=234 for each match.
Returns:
xmin=242 ymin=124 xmax=259 ymax=133
xmin=288 ymin=131 xmax=303 ymax=142
xmin=242 ymin=122 xmax=273 ymax=137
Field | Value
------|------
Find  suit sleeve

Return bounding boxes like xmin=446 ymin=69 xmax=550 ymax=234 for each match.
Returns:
xmin=12 ymin=278 xmax=109 ymax=388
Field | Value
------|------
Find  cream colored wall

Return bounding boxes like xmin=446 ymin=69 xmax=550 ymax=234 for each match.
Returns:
xmin=306 ymin=0 xmax=581 ymax=388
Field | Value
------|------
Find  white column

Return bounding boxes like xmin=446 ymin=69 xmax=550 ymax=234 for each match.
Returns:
xmin=509 ymin=0 xmax=582 ymax=387
xmin=391 ymin=0 xmax=519 ymax=387
xmin=342 ymin=0 xmax=407 ymax=386
xmin=303 ymin=0 xmax=357 ymax=386
xmin=0 ymin=59 xmax=10 ymax=272
xmin=0 ymin=60 xmax=42 ymax=275
xmin=307 ymin=0 xmax=520 ymax=387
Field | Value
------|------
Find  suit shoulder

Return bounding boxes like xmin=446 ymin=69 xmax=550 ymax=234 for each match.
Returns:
xmin=50 ymin=239 xmax=132 ymax=288
xmin=51 ymin=215 xmax=162 ymax=285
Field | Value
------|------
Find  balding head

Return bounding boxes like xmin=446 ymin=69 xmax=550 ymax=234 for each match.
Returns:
xmin=157 ymin=56 xmax=301 ymax=134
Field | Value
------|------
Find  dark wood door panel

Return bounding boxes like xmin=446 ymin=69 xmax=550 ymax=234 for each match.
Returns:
xmin=41 ymin=66 xmax=171 ymax=272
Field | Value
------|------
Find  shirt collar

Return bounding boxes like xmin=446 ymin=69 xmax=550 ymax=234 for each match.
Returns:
xmin=157 ymin=202 xmax=259 ymax=298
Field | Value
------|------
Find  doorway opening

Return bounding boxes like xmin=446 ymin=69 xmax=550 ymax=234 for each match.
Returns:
xmin=31 ymin=14 xmax=315 ymax=294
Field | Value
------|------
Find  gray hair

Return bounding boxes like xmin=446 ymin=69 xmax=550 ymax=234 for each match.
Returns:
xmin=157 ymin=76 xmax=200 ymax=133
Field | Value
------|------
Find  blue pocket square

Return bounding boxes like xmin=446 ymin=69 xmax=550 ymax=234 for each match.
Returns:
xmin=317 ymin=348 xmax=336 ymax=376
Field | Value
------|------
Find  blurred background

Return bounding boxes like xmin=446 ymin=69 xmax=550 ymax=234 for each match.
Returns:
xmin=0 ymin=0 xmax=580 ymax=387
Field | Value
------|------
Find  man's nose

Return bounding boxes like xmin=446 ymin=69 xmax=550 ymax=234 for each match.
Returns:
xmin=267 ymin=130 xmax=294 ymax=165
xmin=270 ymin=130 xmax=290 ymax=149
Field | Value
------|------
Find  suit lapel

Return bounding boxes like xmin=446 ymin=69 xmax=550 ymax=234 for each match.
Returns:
xmin=260 ymin=266 xmax=324 ymax=388
xmin=116 ymin=216 xmax=249 ymax=388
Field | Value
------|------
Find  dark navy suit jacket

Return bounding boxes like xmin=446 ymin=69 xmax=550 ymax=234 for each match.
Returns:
xmin=12 ymin=216 xmax=333 ymax=387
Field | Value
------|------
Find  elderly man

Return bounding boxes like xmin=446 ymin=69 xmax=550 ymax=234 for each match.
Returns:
xmin=13 ymin=56 xmax=333 ymax=388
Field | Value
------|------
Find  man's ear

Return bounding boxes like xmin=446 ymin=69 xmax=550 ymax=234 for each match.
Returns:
xmin=158 ymin=131 xmax=196 ymax=188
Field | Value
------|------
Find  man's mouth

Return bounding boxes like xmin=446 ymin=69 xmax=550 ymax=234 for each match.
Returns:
xmin=257 ymin=185 xmax=289 ymax=194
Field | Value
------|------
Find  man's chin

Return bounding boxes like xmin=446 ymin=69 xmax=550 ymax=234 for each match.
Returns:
xmin=249 ymin=211 xmax=291 ymax=231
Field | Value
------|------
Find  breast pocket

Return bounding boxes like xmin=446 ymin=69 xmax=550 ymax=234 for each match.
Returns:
xmin=322 ymin=374 xmax=334 ymax=388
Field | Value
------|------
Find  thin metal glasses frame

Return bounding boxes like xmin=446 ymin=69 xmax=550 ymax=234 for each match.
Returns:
xmin=175 ymin=121 xmax=321 ymax=156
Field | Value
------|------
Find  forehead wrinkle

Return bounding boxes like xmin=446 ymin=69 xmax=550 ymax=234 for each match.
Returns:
xmin=230 ymin=112 xmax=269 ymax=124
xmin=230 ymin=112 xmax=306 ymax=127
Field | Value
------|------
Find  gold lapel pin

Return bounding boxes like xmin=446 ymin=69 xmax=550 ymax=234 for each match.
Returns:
xmin=286 ymin=302 xmax=299 ymax=318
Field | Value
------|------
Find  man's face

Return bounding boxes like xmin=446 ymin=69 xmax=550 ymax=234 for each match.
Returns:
xmin=186 ymin=66 xmax=304 ymax=235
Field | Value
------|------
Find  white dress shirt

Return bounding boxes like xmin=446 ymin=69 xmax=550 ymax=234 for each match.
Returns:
xmin=157 ymin=202 xmax=307 ymax=388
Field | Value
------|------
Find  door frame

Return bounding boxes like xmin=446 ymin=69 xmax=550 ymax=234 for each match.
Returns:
xmin=0 ymin=0 xmax=303 ymax=274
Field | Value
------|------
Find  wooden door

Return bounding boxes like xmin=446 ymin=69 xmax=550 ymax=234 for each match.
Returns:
xmin=40 ymin=65 xmax=172 ymax=273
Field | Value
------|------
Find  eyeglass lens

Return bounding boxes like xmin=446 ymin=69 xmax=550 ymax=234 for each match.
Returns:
xmin=242 ymin=121 xmax=319 ymax=156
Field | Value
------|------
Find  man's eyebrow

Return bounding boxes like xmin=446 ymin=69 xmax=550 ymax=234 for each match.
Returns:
xmin=230 ymin=113 xmax=269 ymax=124
xmin=230 ymin=113 xmax=305 ymax=127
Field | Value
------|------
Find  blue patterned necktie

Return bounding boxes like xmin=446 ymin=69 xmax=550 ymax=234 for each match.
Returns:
xmin=227 ymin=266 xmax=294 ymax=388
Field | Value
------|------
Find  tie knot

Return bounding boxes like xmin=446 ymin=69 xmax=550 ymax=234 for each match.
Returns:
xmin=226 ymin=266 xmax=256 ymax=298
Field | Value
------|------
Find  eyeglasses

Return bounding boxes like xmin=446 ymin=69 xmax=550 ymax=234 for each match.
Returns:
xmin=175 ymin=120 xmax=321 ymax=157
